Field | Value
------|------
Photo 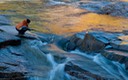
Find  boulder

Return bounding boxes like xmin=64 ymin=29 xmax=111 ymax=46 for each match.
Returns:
xmin=79 ymin=33 xmax=106 ymax=52
xmin=69 ymin=32 xmax=84 ymax=47
xmin=58 ymin=38 xmax=76 ymax=51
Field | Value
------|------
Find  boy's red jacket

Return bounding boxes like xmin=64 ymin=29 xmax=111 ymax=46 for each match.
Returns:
xmin=16 ymin=19 xmax=29 ymax=30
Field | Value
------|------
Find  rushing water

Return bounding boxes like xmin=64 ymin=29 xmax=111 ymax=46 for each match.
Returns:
xmin=71 ymin=49 xmax=128 ymax=80
xmin=28 ymin=53 xmax=71 ymax=80
xmin=26 ymin=38 xmax=128 ymax=80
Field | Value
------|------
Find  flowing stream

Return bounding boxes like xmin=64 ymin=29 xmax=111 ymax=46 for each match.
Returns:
xmin=2 ymin=0 xmax=128 ymax=80
xmin=28 ymin=53 xmax=71 ymax=80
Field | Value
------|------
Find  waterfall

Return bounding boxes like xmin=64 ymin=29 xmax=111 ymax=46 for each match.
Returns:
xmin=47 ymin=54 xmax=71 ymax=80
xmin=28 ymin=53 xmax=71 ymax=80
xmin=46 ymin=53 xmax=57 ymax=68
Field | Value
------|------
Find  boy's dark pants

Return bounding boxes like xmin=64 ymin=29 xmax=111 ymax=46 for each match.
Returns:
xmin=16 ymin=27 xmax=29 ymax=35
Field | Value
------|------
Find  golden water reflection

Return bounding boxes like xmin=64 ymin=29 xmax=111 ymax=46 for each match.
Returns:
xmin=0 ymin=1 xmax=128 ymax=35
xmin=39 ymin=5 xmax=128 ymax=35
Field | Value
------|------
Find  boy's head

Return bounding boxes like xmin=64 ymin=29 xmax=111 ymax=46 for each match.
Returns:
xmin=26 ymin=19 xmax=31 ymax=23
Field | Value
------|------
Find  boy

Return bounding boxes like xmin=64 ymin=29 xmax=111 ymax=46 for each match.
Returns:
xmin=16 ymin=19 xmax=31 ymax=36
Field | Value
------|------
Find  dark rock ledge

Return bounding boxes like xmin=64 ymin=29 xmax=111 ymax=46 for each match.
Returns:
xmin=0 ymin=32 xmax=21 ymax=48
xmin=0 ymin=72 xmax=26 ymax=80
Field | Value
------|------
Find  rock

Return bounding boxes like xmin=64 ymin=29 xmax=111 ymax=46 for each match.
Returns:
xmin=68 ymin=31 xmax=126 ymax=52
xmin=0 ymin=40 xmax=27 ymax=79
xmin=79 ymin=33 xmax=106 ymax=52
xmin=122 ymin=30 xmax=128 ymax=35
xmin=79 ymin=1 xmax=111 ymax=13
xmin=69 ymin=32 xmax=84 ymax=47
xmin=101 ymin=2 xmax=128 ymax=17
xmin=0 ymin=32 xmax=21 ymax=48
xmin=65 ymin=41 xmax=76 ymax=51
xmin=62 ymin=32 xmax=85 ymax=51
xmin=0 ymin=15 xmax=11 ymax=25
xmin=101 ymin=50 xmax=128 ymax=70
xmin=0 ymin=66 xmax=7 ymax=71
xmin=79 ymin=1 xmax=128 ymax=18
xmin=0 ymin=72 xmax=26 ymax=80
xmin=110 ymin=35 xmax=128 ymax=52
xmin=65 ymin=61 xmax=118 ymax=80
xmin=58 ymin=38 xmax=76 ymax=51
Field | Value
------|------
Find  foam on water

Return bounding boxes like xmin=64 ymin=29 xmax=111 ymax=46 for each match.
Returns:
xmin=70 ymin=49 xmax=94 ymax=59
xmin=48 ymin=0 xmax=66 ymax=5
xmin=48 ymin=55 xmax=71 ymax=80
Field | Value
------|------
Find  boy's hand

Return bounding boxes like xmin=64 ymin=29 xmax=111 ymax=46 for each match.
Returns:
xmin=27 ymin=28 xmax=31 ymax=31
xmin=28 ymin=28 xmax=36 ymax=31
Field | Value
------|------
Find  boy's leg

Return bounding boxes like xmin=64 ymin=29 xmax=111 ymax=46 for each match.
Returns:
xmin=19 ymin=27 xmax=28 ymax=35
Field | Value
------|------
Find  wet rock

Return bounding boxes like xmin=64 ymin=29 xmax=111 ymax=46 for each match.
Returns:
xmin=0 ymin=15 xmax=11 ymax=25
xmin=65 ymin=61 xmax=118 ymax=80
xmin=110 ymin=41 xmax=128 ymax=52
xmin=0 ymin=29 xmax=4 ymax=32
xmin=0 ymin=44 xmax=27 ymax=79
xmin=60 ymin=32 xmax=85 ymax=51
xmin=110 ymin=35 xmax=128 ymax=51
xmin=69 ymin=31 xmax=126 ymax=52
xmin=0 ymin=32 xmax=21 ymax=48
xmin=101 ymin=2 xmax=128 ymax=17
xmin=65 ymin=41 xmax=76 ymax=51
xmin=58 ymin=38 xmax=76 ymax=51
xmin=101 ymin=50 xmax=128 ymax=70
xmin=79 ymin=1 xmax=128 ymax=18
xmin=79 ymin=33 xmax=106 ymax=52
xmin=122 ymin=30 xmax=128 ymax=35
xmin=0 ymin=72 xmax=26 ymax=80
xmin=0 ymin=66 xmax=7 ymax=71
xmin=69 ymin=32 xmax=84 ymax=47
xmin=79 ymin=1 xmax=111 ymax=13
